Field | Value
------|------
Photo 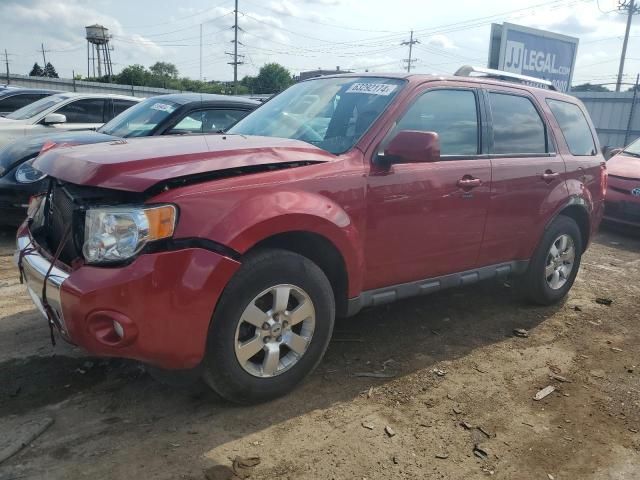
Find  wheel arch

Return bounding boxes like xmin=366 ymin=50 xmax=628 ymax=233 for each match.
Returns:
xmin=549 ymin=198 xmax=591 ymax=252
xmin=246 ymin=231 xmax=351 ymax=317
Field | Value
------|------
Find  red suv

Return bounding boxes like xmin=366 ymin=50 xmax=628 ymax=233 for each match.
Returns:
xmin=16 ymin=68 xmax=605 ymax=403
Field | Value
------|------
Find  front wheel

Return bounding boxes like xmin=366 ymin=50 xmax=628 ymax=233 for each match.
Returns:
xmin=202 ymin=249 xmax=335 ymax=404
xmin=519 ymin=215 xmax=583 ymax=305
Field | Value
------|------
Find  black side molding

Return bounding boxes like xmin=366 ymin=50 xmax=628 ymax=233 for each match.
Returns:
xmin=147 ymin=237 xmax=241 ymax=261
xmin=346 ymin=260 xmax=529 ymax=317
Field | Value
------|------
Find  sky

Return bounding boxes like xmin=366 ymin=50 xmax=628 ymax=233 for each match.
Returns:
xmin=0 ymin=0 xmax=638 ymax=88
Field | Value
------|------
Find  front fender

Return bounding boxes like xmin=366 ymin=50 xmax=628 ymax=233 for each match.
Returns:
xmin=170 ymin=189 xmax=365 ymax=297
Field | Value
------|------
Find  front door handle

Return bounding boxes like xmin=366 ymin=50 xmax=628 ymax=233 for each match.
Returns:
xmin=541 ymin=170 xmax=560 ymax=183
xmin=457 ymin=177 xmax=482 ymax=189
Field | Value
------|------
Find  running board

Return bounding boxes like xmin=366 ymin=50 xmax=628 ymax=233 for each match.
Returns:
xmin=346 ymin=260 xmax=529 ymax=316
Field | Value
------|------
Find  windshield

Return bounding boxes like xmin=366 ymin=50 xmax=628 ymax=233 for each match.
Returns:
xmin=228 ymin=77 xmax=405 ymax=155
xmin=99 ymin=98 xmax=180 ymax=137
xmin=624 ymin=137 xmax=640 ymax=156
xmin=6 ymin=94 xmax=69 ymax=120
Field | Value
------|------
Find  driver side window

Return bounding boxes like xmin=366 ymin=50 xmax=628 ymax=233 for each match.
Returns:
xmin=389 ymin=89 xmax=479 ymax=156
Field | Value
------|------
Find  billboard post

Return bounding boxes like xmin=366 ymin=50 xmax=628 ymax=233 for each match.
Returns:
xmin=488 ymin=23 xmax=579 ymax=92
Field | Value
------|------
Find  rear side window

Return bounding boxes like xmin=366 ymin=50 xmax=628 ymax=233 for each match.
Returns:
xmin=56 ymin=99 xmax=105 ymax=123
xmin=169 ymin=109 xmax=250 ymax=134
xmin=489 ymin=93 xmax=547 ymax=154
xmin=394 ymin=89 xmax=479 ymax=156
xmin=111 ymin=99 xmax=137 ymax=120
xmin=546 ymin=99 xmax=596 ymax=156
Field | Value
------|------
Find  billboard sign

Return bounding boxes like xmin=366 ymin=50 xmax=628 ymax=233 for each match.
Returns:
xmin=488 ymin=23 xmax=579 ymax=92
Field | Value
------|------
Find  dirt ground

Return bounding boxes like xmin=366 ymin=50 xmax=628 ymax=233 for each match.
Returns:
xmin=0 ymin=224 xmax=639 ymax=480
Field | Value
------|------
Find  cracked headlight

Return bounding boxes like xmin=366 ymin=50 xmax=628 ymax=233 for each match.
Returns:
xmin=82 ymin=205 xmax=177 ymax=264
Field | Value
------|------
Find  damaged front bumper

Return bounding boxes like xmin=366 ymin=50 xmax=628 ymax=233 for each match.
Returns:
xmin=14 ymin=227 xmax=70 ymax=337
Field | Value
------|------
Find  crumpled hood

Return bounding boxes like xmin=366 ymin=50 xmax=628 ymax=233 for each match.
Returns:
xmin=33 ymin=134 xmax=335 ymax=192
xmin=0 ymin=130 xmax=117 ymax=174
xmin=608 ymin=153 xmax=640 ymax=179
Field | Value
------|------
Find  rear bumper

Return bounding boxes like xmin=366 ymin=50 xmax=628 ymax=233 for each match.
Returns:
xmin=16 ymin=226 xmax=241 ymax=369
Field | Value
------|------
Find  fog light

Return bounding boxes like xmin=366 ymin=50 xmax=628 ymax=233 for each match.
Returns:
xmin=113 ymin=320 xmax=124 ymax=338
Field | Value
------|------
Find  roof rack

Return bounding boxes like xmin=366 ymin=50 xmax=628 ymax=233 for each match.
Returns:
xmin=454 ymin=65 xmax=557 ymax=91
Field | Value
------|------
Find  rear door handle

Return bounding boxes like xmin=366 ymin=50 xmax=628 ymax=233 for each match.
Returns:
xmin=541 ymin=170 xmax=559 ymax=183
xmin=457 ymin=177 xmax=482 ymax=189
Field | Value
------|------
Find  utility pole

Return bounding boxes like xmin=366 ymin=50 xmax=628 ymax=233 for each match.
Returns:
xmin=41 ymin=43 xmax=47 ymax=67
xmin=199 ymin=23 xmax=203 ymax=81
xmin=3 ymin=49 xmax=9 ymax=84
xmin=401 ymin=30 xmax=419 ymax=73
xmin=226 ymin=0 xmax=244 ymax=94
xmin=616 ymin=0 xmax=639 ymax=92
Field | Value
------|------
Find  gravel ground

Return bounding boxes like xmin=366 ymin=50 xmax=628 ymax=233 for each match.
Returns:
xmin=0 ymin=224 xmax=639 ymax=480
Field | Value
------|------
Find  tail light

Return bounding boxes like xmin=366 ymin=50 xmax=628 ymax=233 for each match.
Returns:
xmin=600 ymin=162 xmax=607 ymax=197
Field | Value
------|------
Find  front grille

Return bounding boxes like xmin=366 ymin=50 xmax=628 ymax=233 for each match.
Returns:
xmin=622 ymin=202 xmax=640 ymax=221
xmin=47 ymin=184 xmax=80 ymax=264
xmin=31 ymin=179 xmax=147 ymax=265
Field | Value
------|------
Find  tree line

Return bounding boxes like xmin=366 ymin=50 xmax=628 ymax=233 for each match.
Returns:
xmin=73 ymin=61 xmax=294 ymax=95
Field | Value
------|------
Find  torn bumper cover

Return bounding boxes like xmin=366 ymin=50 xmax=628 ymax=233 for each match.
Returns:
xmin=15 ymin=225 xmax=242 ymax=370
xmin=14 ymin=230 xmax=69 ymax=336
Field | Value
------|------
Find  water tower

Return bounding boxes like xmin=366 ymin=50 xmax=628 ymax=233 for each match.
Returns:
xmin=86 ymin=24 xmax=114 ymax=79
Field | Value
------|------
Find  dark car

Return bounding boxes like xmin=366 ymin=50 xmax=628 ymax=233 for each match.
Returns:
xmin=0 ymin=93 xmax=259 ymax=224
xmin=0 ymin=87 xmax=60 ymax=116
xmin=16 ymin=68 xmax=604 ymax=403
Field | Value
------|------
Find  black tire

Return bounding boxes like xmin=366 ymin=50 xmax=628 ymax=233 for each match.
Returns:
xmin=519 ymin=215 xmax=583 ymax=305
xmin=202 ymin=248 xmax=335 ymax=404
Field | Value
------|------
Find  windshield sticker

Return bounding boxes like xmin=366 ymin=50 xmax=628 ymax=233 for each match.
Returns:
xmin=150 ymin=102 xmax=176 ymax=113
xmin=345 ymin=83 xmax=398 ymax=96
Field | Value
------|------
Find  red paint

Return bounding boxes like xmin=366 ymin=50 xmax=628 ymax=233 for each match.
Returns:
xmin=60 ymin=248 xmax=240 ymax=369
xmin=604 ymin=152 xmax=640 ymax=226
xmin=33 ymin=135 xmax=336 ymax=192
xmin=27 ymin=73 xmax=605 ymax=369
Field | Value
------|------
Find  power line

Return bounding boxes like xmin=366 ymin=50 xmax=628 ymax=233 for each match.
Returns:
xmin=120 ymin=0 xmax=233 ymax=29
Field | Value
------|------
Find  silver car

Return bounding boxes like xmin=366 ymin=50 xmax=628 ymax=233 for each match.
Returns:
xmin=0 ymin=92 xmax=140 ymax=147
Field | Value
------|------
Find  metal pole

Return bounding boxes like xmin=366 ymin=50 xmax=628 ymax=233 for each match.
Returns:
xmin=199 ymin=23 xmax=203 ymax=81
xmin=4 ymin=49 xmax=9 ymax=84
xmin=72 ymin=69 xmax=76 ymax=92
xmin=87 ymin=42 xmax=90 ymax=78
xmin=624 ymin=73 xmax=639 ymax=145
xmin=408 ymin=30 xmax=414 ymax=73
xmin=233 ymin=0 xmax=239 ymax=94
xmin=616 ymin=0 xmax=635 ymax=92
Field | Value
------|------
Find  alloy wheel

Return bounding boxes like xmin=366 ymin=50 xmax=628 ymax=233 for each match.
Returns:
xmin=234 ymin=284 xmax=316 ymax=378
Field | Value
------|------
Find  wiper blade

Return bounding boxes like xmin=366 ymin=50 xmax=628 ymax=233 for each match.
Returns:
xmin=622 ymin=150 xmax=640 ymax=158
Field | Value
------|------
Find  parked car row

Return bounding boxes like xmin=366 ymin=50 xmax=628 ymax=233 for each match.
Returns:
xmin=13 ymin=68 xmax=610 ymax=404
xmin=0 ymin=93 xmax=259 ymax=223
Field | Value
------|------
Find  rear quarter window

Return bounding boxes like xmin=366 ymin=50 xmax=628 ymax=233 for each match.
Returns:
xmin=546 ymin=99 xmax=596 ymax=156
xmin=488 ymin=92 xmax=548 ymax=155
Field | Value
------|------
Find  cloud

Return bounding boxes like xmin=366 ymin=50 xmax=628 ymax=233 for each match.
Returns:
xmin=425 ymin=35 xmax=456 ymax=50
xmin=0 ymin=0 xmax=165 ymax=68
xmin=267 ymin=0 xmax=327 ymax=22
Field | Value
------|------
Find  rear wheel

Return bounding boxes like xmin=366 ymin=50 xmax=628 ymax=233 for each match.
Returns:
xmin=202 ymin=249 xmax=335 ymax=404
xmin=520 ymin=215 xmax=583 ymax=305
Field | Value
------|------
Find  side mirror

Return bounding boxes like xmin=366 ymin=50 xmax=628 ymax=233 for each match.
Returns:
xmin=382 ymin=130 xmax=441 ymax=165
xmin=43 ymin=113 xmax=67 ymax=125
